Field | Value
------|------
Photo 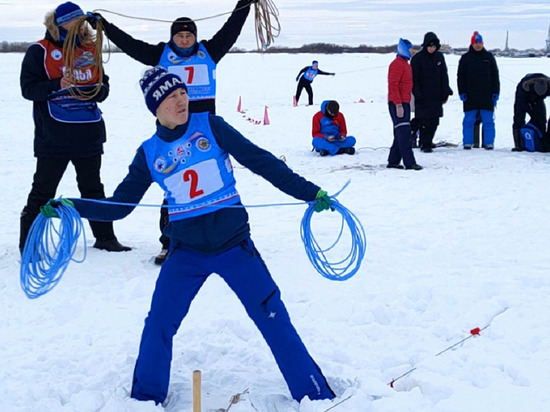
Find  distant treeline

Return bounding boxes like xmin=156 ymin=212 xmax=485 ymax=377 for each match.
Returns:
xmin=0 ymin=40 xmax=510 ymax=55
xmin=0 ymin=41 xmax=411 ymax=54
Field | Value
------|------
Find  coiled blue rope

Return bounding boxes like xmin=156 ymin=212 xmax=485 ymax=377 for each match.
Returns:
xmin=20 ymin=203 xmax=86 ymax=299
xmin=20 ymin=182 xmax=366 ymax=297
xmin=301 ymin=188 xmax=366 ymax=281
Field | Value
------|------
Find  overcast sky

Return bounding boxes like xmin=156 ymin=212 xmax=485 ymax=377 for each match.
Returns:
xmin=1 ymin=0 xmax=549 ymax=50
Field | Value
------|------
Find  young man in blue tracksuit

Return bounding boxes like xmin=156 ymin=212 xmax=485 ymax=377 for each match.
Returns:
xmin=64 ymin=67 xmax=336 ymax=405
xmin=295 ymin=60 xmax=335 ymax=106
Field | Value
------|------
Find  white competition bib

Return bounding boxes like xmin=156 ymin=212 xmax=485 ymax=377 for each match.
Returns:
xmin=168 ymin=64 xmax=210 ymax=86
xmin=164 ymin=158 xmax=223 ymax=204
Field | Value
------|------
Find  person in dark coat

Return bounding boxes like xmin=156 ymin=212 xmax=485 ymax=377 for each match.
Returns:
xmin=410 ymin=32 xmax=453 ymax=152
xmin=457 ymin=31 xmax=500 ymax=149
xmin=88 ymin=0 xmax=256 ymax=264
xmin=19 ymin=1 xmax=130 ymax=253
xmin=295 ymin=60 xmax=335 ymax=106
xmin=512 ymin=73 xmax=550 ymax=151
xmin=387 ymin=38 xmax=422 ymax=170
xmin=64 ymin=66 xmax=336 ymax=406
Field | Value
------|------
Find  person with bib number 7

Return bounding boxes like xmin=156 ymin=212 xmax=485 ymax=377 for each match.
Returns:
xmin=87 ymin=0 xmax=258 ymax=264
xmin=64 ymin=67 xmax=336 ymax=406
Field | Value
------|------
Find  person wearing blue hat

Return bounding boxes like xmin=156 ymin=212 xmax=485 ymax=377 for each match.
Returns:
xmin=19 ymin=2 xmax=130 ymax=253
xmin=295 ymin=60 xmax=335 ymax=106
xmin=386 ymin=39 xmax=422 ymax=170
xmin=457 ymin=31 xmax=500 ymax=149
xmin=58 ymin=66 xmax=336 ymax=406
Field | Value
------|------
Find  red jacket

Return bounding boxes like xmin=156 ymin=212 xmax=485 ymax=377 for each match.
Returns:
xmin=388 ymin=55 xmax=412 ymax=104
xmin=312 ymin=111 xmax=348 ymax=139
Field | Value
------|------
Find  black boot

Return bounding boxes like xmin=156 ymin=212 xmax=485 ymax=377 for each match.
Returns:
xmin=93 ymin=238 xmax=131 ymax=252
xmin=19 ymin=206 xmax=35 ymax=254
xmin=511 ymin=129 xmax=523 ymax=152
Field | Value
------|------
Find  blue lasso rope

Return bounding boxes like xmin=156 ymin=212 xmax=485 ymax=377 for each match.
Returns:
xmin=20 ymin=203 xmax=86 ymax=299
xmin=300 ymin=184 xmax=367 ymax=281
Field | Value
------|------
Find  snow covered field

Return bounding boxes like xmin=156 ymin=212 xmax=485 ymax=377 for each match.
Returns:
xmin=2 ymin=48 xmax=550 ymax=411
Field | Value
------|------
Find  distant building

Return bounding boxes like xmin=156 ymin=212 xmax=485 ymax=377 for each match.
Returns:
xmin=546 ymin=19 xmax=550 ymax=53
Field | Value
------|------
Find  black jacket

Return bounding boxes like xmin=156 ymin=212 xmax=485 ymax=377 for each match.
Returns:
xmin=513 ymin=73 xmax=550 ymax=131
xmin=20 ymin=31 xmax=109 ymax=158
xmin=411 ymin=32 xmax=453 ymax=119
xmin=457 ymin=46 xmax=500 ymax=112
xmin=101 ymin=0 xmax=252 ymax=114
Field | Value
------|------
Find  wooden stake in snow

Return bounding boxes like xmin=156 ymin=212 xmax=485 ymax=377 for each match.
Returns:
xmin=193 ymin=370 xmax=201 ymax=412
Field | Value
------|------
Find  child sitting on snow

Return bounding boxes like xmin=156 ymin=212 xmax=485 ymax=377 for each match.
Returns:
xmin=311 ymin=100 xmax=356 ymax=156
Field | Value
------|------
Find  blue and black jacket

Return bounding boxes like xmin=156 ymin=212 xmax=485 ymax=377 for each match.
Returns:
xmin=72 ymin=114 xmax=320 ymax=254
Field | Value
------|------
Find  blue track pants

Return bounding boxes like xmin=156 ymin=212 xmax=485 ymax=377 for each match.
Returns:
xmin=131 ymin=238 xmax=335 ymax=404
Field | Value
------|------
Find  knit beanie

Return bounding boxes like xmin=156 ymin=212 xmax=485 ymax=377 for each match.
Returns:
xmin=312 ymin=60 xmax=319 ymax=66
xmin=397 ymin=38 xmax=413 ymax=60
xmin=471 ymin=31 xmax=483 ymax=45
xmin=140 ymin=66 xmax=187 ymax=115
xmin=171 ymin=17 xmax=197 ymax=38
xmin=55 ymin=2 xmax=84 ymax=26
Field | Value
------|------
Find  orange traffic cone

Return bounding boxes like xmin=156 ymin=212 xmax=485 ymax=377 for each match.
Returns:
xmin=358 ymin=98 xmax=365 ymax=103
xmin=293 ymin=95 xmax=297 ymax=107
xmin=237 ymin=96 xmax=242 ymax=112
xmin=263 ymin=105 xmax=270 ymax=125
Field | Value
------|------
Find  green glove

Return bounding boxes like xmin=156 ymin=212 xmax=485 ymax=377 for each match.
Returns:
xmin=40 ymin=198 xmax=74 ymax=218
xmin=314 ymin=189 xmax=332 ymax=213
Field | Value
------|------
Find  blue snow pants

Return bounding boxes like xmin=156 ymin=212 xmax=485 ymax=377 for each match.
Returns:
xmin=130 ymin=238 xmax=335 ymax=404
xmin=388 ymin=102 xmax=417 ymax=168
xmin=312 ymin=136 xmax=356 ymax=155
xmin=462 ymin=109 xmax=495 ymax=146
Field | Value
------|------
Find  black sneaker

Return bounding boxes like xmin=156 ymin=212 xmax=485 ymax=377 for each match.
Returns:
xmin=405 ymin=164 xmax=423 ymax=170
xmin=387 ymin=163 xmax=405 ymax=169
xmin=319 ymin=150 xmax=329 ymax=156
xmin=93 ymin=239 xmax=131 ymax=252
xmin=154 ymin=248 xmax=169 ymax=265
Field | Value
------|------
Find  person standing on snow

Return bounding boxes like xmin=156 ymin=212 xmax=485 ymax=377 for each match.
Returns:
xmin=387 ymin=38 xmax=423 ymax=170
xmin=410 ymin=31 xmax=453 ymax=152
xmin=457 ymin=31 xmax=500 ymax=150
xmin=295 ymin=60 xmax=335 ymax=106
xmin=88 ymin=0 xmax=256 ymax=264
xmin=48 ymin=66 xmax=336 ymax=406
xmin=311 ymin=100 xmax=356 ymax=156
xmin=512 ymin=73 xmax=550 ymax=152
xmin=19 ymin=1 xmax=130 ymax=253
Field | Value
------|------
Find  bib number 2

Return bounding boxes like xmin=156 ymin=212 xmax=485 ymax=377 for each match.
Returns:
xmin=164 ymin=158 xmax=224 ymax=204
xmin=183 ymin=169 xmax=204 ymax=198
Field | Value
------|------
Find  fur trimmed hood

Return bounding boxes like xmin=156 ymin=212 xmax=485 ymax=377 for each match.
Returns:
xmin=44 ymin=10 xmax=62 ymax=42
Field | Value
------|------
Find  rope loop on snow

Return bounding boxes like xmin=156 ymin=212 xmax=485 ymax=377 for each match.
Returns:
xmin=20 ymin=200 xmax=86 ymax=299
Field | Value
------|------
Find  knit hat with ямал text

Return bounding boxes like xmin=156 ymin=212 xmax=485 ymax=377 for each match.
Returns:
xmin=55 ymin=2 xmax=84 ymax=26
xmin=171 ymin=17 xmax=197 ymax=38
xmin=140 ymin=66 xmax=188 ymax=115
xmin=471 ymin=31 xmax=483 ymax=45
